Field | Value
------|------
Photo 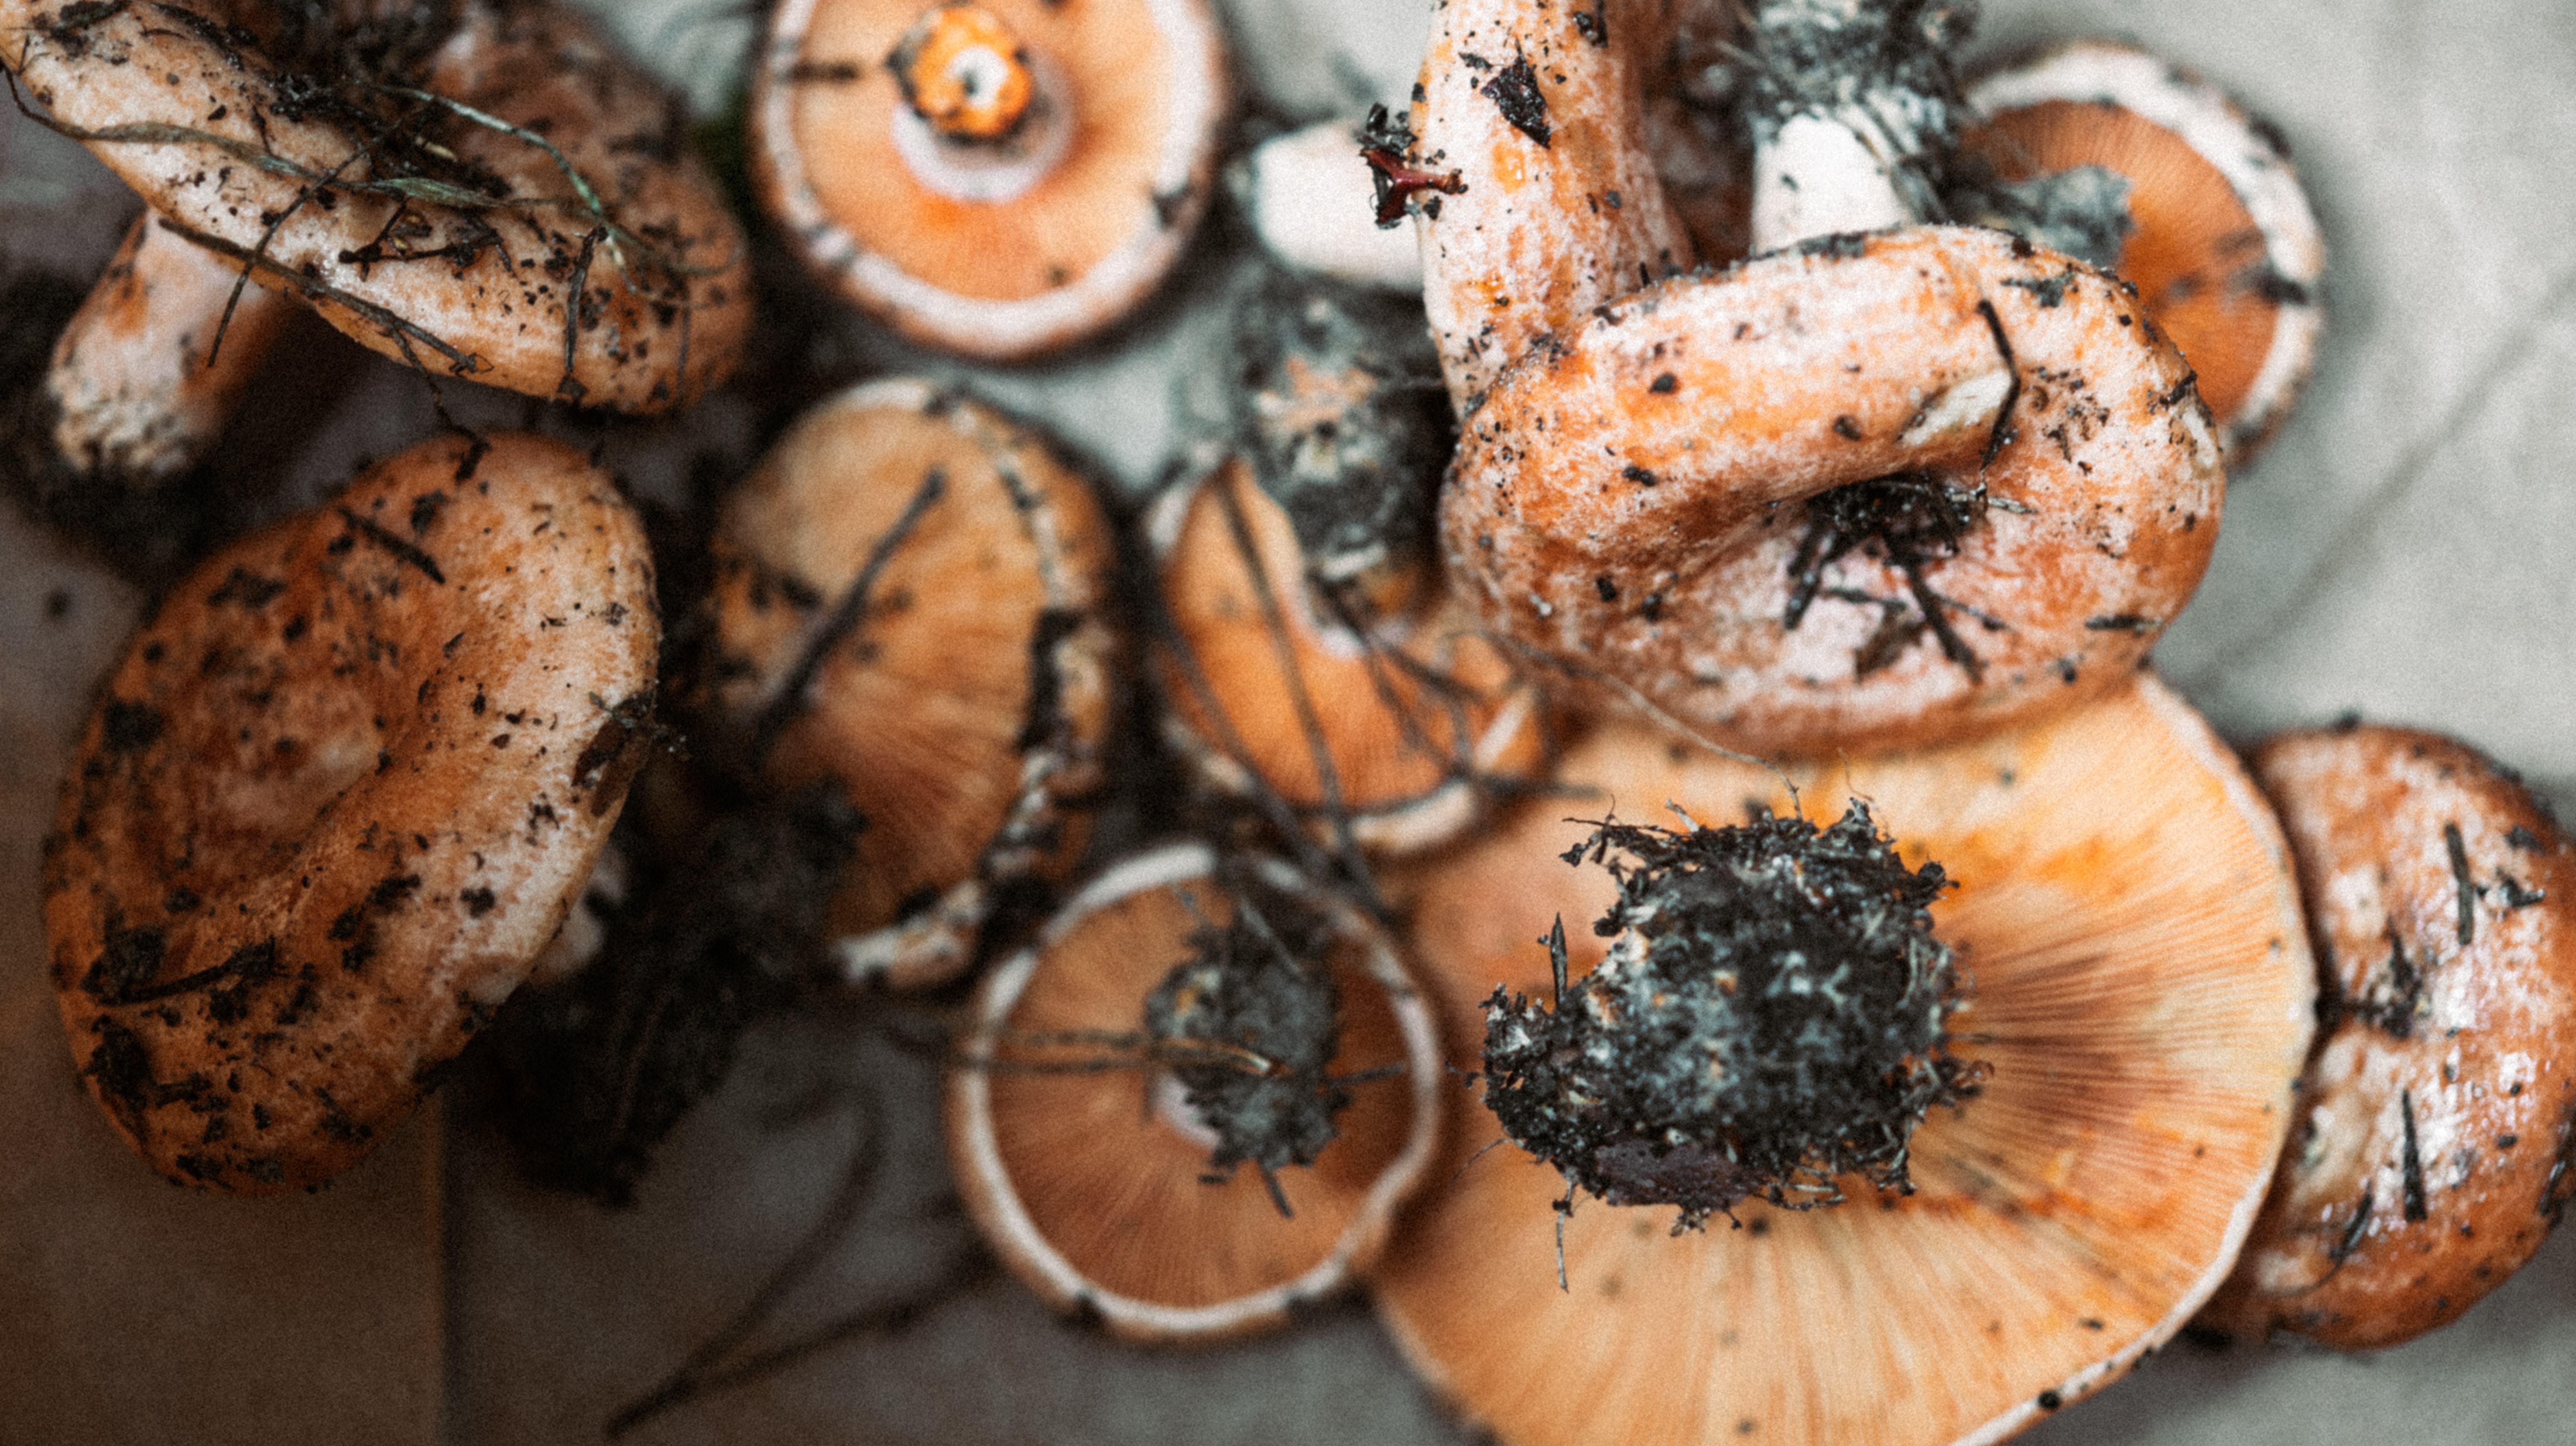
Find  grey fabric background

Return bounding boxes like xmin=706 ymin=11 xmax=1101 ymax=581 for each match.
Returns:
xmin=3 ymin=0 xmax=2570 ymax=1441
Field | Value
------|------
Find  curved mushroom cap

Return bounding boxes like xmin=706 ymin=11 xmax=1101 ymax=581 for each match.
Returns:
xmin=696 ymin=378 xmax=1120 ymax=990
xmin=1962 ymin=40 xmax=2325 ymax=465
xmin=750 ymin=0 xmax=1227 ymax=360
xmin=1410 ymin=0 xmax=1705 ymax=410
xmin=45 ymin=431 xmax=659 ymax=1193
xmin=1442 ymin=224 xmax=2225 ymax=757
xmin=3 ymin=0 xmax=750 ymax=412
xmin=949 ymin=843 xmax=1444 ymax=1342
xmin=1374 ymin=673 xmax=2314 ymax=1446
xmin=1151 ymin=459 xmax=1547 ymax=856
xmin=2202 ymin=725 xmax=2576 ymax=1350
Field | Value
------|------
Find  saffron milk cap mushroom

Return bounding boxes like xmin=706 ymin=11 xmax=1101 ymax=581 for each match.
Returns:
xmin=695 ymin=378 xmax=1120 ymax=991
xmin=2202 ymin=724 xmax=2576 ymax=1350
xmin=948 ymin=842 xmax=1443 ymax=1341
xmin=1374 ymin=672 xmax=2314 ymax=1446
xmin=1407 ymin=0 xmax=1708 ymax=409
xmin=750 ymin=0 xmax=1227 ymax=359
xmin=1959 ymin=40 xmax=2326 ymax=465
xmin=1 ymin=0 xmax=751 ymax=412
xmin=1442 ymin=224 xmax=2224 ymax=756
xmin=45 ymin=430 xmax=659 ymax=1193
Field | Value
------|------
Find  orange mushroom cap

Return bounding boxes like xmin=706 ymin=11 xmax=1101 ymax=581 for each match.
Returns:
xmin=45 ymin=431 xmax=659 ymax=1193
xmin=1961 ymin=40 xmax=2326 ymax=466
xmin=1440 ymin=224 xmax=2224 ymax=757
xmin=1 ymin=0 xmax=751 ymax=412
xmin=1151 ymin=457 xmax=1548 ymax=856
xmin=750 ymin=0 xmax=1228 ymax=360
xmin=694 ymin=377 xmax=1121 ymax=990
xmin=1374 ymin=672 xmax=2313 ymax=1446
xmin=948 ymin=842 xmax=1444 ymax=1341
xmin=2203 ymin=724 xmax=2576 ymax=1350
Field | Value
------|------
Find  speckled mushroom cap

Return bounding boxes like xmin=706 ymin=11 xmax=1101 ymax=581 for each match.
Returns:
xmin=1373 ymin=673 xmax=2313 ymax=1446
xmin=1961 ymin=40 xmax=2326 ymax=466
xmin=695 ymin=378 xmax=1120 ymax=991
xmin=45 ymin=431 xmax=659 ymax=1193
xmin=1 ymin=0 xmax=750 ymax=412
xmin=1149 ymin=458 xmax=1547 ymax=856
xmin=948 ymin=843 xmax=1444 ymax=1342
xmin=1442 ymin=224 xmax=2225 ymax=757
xmin=749 ymin=0 xmax=1226 ymax=360
xmin=1410 ymin=0 xmax=1706 ymax=411
xmin=2201 ymin=725 xmax=2576 ymax=1350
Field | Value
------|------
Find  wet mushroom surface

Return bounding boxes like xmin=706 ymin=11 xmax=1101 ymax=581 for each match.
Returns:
xmin=3 ymin=0 xmax=2576 ymax=1443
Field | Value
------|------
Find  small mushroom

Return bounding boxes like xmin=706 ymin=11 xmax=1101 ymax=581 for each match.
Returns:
xmin=1442 ymin=224 xmax=2224 ymax=756
xmin=1234 ymin=117 xmax=1425 ymax=293
xmin=948 ymin=842 xmax=1443 ymax=1341
xmin=2 ymin=0 xmax=751 ymax=417
xmin=45 ymin=430 xmax=659 ymax=1193
xmin=1374 ymin=672 xmax=2314 ymax=1445
xmin=1152 ymin=458 xmax=1547 ymax=856
xmin=1958 ymin=40 xmax=2326 ymax=465
xmin=749 ymin=0 xmax=1228 ymax=359
xmin=693 ymin=377 xmax=1121 ymax=990
xmin=1151 ymin=272 xmax=1546 ymax=854
xmin=2201 ymin=723 xmax=2576 ymax=1350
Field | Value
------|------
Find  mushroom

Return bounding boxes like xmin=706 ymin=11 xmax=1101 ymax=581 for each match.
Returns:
xmin=1234 ymin=117 xmax=1426 ymax=293
xmin=1151 ymin=271 xmax=1547 ymax=855
xmin=34 ymin=212 xmax=298 ymax=491
xmin=1406 ymin=0 xmax=1714 ymax=409
xmin=749 ymin=0 xmax=1227 ymax=360
xmin=1373 ymin=672 xmax=2314 ymax=1445
xmin=1957 ymin=40 xmax=2326 ymax=465
xmin=693 ymin=377 xmax=1121 ymax=991
xmin=1441 ymin=224 xmax=2224 ymax=756
xmin=2 ymin=0 xmax=751 ymax=432
xmin=2201 ymin=723 xmax=2576 ymax=1350
xmin=949 ymin=842 xmax=1443 ymax=1341
xmin=45 ymin=430 xmax=659 ymax=1193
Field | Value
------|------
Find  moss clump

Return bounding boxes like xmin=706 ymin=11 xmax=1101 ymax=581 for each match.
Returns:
xmin=1143 ymin=872 xmax=1351 ymax=1209
xmin=1480 ymin=804 xmax=1974 ymax=1229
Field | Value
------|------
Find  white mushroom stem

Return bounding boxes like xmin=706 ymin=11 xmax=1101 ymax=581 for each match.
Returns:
xmin=1741 ymin=0 xmax=1961 ymax=252
xmin=45 ymin=213 xmax=296 ymax=487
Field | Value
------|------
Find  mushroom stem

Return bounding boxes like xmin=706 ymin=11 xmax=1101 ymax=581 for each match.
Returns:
xmin=43 ymin=213 xmax=296 ymax=489
xmin=1739 ymin=0 xmax=1968 ymax=251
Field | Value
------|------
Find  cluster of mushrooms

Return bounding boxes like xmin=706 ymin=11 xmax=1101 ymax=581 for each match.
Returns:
xmin=12 ymin=0 xmax=2575 ymax=1443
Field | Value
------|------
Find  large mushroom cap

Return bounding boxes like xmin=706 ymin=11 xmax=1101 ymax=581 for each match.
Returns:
xmin=45 ymin=430 xmax=659 ymax=1193
xmin=2204 ymin=724 xmax=2576 ymax=1350
xmin=695 ymin=377 xmax=1121 ymax=990
xmin=948 ymin=843 xmax=1444 ymax=1341
xmin=750 ymin=0 xmax=1227 ymax=360
xmin=1441 ymin=224 xmax=2225 ymax=756
xmin=1960 ymin=40 xmax=2326 ymax=466
xmin=1374 ymin=672 xmax=2313 ymax=1446
xmin=2 ymin=0 xmax=751 ymax=412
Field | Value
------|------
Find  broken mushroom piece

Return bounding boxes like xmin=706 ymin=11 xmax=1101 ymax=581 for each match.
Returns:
xmin=1959 ymin=40 xmax=2326 ymax=464
xmin=695 ymin=378 xmax=1120 ymax=991
xmin=1374 ymin=672 xmax=2314 ymax=1446
xmin=2201 ymin=724 xmax=2576 ymax=1351
xmin=1733 ymin=0 xmax=1970 ymax=252
xmin=1443 ymin=224 xmax=2224 ymax=757
xmin=3 ymin=0 xmax=750 ymax=414
xmin=751 ymin=0 xmax=1227 ymax=359
xmin=949 ymin=843 xmax=1443 ymax=1341
xmin=1234 ymin=118 xmax=1425 ymax=293
xmin=45 ymin=431 xmax=659 ymax=1193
